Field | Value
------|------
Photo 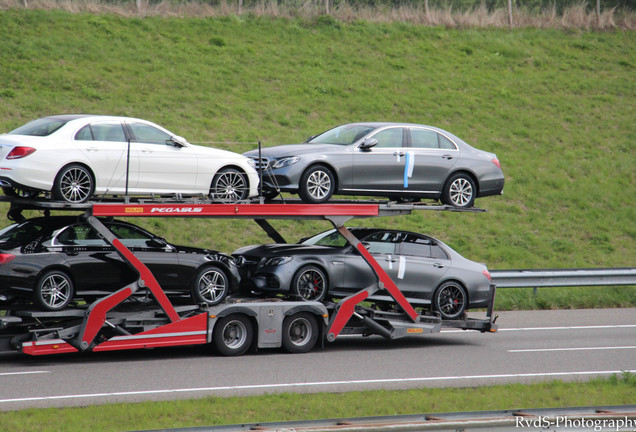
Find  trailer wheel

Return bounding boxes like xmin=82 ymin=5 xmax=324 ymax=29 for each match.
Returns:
xmin=34 ymin=270 xmax=74 ymax=311
xmin=282 ymin=312 xmax=319 ymax=354
xmin=191 ymin=266 xmax=229 ymax=306
xmin=213 ymin=314 xmax=253 ymax=356
xmin=433 ymin=281 xmax=467 ymax=320
xmin=291 ymin=265 xmax=327 ymax=301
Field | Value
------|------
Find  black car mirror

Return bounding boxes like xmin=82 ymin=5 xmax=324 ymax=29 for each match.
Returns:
xmin=359 ymin=138 xmax=378 ymax=150
xmin=147 ymin=238 xmax=168 ymax=248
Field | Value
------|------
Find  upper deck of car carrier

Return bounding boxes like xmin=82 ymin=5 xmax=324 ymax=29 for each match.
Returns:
xmin=0 ymin=195 xmax=497 ymax=357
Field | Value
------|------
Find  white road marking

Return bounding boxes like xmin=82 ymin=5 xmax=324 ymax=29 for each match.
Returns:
xmin=1 ymin=370 xmax=635 ymax=405
xmin=441 ymin=324 xmax=636 ymax=333
xmin=509 ymin=346 xmax=636 ymax=353
xmin=0 ymin=371 xmax=49 ymax=377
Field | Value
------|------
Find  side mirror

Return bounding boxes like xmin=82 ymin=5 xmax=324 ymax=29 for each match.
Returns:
xmin=168 ymin=135 xmax=188 ymax=147
xmin=359 ymin=138 xmax=378 ymax=150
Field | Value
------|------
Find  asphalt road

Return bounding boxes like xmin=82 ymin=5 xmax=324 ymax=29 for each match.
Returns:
xmin=0 ymin=307 xmax=634 ymax=411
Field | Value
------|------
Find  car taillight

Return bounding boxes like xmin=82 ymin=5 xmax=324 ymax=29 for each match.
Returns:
xmin=6 ymin=147 xmax=36 ymax=159
xmin=0 ymin=254 xmax=15 ymax=264
xmin=482 ymin=270 xmax=492 ymax=281
xmin=491 ymin=158 xmax=501 ymax=169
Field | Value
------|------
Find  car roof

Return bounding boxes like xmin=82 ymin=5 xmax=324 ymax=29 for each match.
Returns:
xmin=45 ymin=114 xmax=145 ymax=123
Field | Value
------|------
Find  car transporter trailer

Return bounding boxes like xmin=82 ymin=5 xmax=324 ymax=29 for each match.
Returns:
xmin=0 ymin=197 xmax=497 ymax=357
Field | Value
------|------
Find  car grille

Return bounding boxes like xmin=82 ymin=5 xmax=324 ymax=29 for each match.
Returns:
xmin=235 ymin=255 xmax=262 ymax=268
xmin=249 ymin=157 xmax=270 ymax=170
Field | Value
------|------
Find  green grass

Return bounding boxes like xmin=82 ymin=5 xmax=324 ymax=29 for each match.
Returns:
xmin=0 ymin=11 xmax=634 ymax=311
xmin=0 ymin=373 xmax=634 ymax=432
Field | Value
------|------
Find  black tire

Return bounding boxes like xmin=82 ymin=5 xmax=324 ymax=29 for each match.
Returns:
xmin=282 ymin=312 xmax=319 ymax=354
xmin=298 ymin=165 xmax=335 ymax=204
xmin=291 ymin=265 xmax=328 ymax=301
xmin=433 ymin=281 xmax=467 ymax=320
xmin=2 ymin=187 xmax=39 ymax=199
xmin=191 ymin=266 xmax=230 ymax=306
xmin=210 ymin=168 xmax=249 ymax=202
xmin=52 ymin=164 xmax=95 ymax=203
xmin=34 ymin=270 xmax=74 ymax=311
xmin=441 ymin=173 xmax=476 ymax=208
xmin=213 ymin=314 xmax=253 ymax=356
xmin=261 ymin=189 xmax=280 ymax=201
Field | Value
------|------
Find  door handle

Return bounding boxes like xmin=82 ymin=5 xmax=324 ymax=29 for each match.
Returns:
xmin=442 ymin=154 xmax=454 ymax=160
xmin=385 ymin=257 xmax=398 ymax=263
xmin=433 ymin=263 xmax=445 ymax=268
xmin=393 ymin=152 xmax=405 ymax=157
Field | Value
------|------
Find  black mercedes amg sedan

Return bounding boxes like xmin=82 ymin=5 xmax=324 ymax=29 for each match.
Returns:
xmin=0 ymin=216 xmax=239 ymax=311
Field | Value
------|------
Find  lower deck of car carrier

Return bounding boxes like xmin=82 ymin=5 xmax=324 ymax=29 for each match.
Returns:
xmin=0 ymin=197 xmax=497 ymax=357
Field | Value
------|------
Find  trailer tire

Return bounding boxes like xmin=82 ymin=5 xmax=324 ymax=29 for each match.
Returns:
xmin=213 ymin=314 xmax=253 ymax=356
xmin=282 ymin=312 xmax=319 ymax=354
xmin=191 ymin=266 xmax=229 ymax=306
xmin=291 ymin=265 xmax=327 ymax=301
xmin=433 ymin=281 xmax=467 ymax=320
xmin=35 ymin=270 xmax=74 ymax=311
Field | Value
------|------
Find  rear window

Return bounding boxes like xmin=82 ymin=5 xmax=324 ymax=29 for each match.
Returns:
xmin=9 ymin=118 xmax=67 ymax=137
xmin=0 ymin=221 xmax=49 ymax=248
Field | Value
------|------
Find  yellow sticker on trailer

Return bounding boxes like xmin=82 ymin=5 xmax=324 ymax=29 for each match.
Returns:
xmin=407 ymin=328 xmax=424 ymax=334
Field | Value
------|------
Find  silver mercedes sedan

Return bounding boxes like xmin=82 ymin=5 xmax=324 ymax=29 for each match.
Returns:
xmin=245 ymin=122 xmax=504 ymax=207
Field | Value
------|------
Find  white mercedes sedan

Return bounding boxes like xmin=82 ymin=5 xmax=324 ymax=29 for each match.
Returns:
xmin=0 ymin=115 xmax=259 ymax=203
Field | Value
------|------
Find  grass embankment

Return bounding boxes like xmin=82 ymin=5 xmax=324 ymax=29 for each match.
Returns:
xmin=0 ymin=11 xmax=634 ymax=311
xmin=0 ymin=373 xmax=634 ymax=432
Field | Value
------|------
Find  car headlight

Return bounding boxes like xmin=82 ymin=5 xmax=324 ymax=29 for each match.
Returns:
xmin=246 ymin=158 xmax=256 ymax=169
xmin=263 ymin=256 xmax=293 ymax=266
xmin=271 ymin=156 xmax=300 ymax=169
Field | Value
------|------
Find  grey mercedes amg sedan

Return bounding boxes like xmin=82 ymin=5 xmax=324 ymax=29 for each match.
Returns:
xmin=233 ymin=227 xmax=493 ymax=320
xmin=245 ymin=122 xmax=504 ymax=207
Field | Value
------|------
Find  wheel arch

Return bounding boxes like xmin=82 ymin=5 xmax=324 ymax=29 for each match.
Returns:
xmin=435 ymin=278 xmax=470 ymax=304
xmin=293 ymin=262 xmax=331 ymax=291
xmin=301 ymin=162 xmax=340 ymax=193
xmin=213 ymin=164 xmax=249 ymax=182
xmin=54 ymin=162 xmax=97 ymax=190
xmin=37 ymin=265 xmax=76 ymax=288
xmin=444 ymin=169 xmax=480 ymax=196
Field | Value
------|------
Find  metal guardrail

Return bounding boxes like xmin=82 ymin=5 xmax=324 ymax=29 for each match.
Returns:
xmin=490 ymin=267 xmax=636 ymax=288
xmin=140 ymin=405 xmax=636 ymax=431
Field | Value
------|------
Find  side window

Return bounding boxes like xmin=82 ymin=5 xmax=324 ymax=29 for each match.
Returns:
xmin=361 ymin=231 xmax=398 ymax=254
xmin=108 ymin=224 xmax=155 ymax=248
xmin=78 ymin=123 xmax=127 ymax=142
xmin=370 ymin=128 xmax=404 ymax=148
xmin=128 ymin=122 xmax=171 ymax=145
xmin=75 ymin=125 xmax=93 ymax=141
xmin=410 ymin=129 xmax=439 ymax=149
xmin=57 ymin=225 xmax=106 ymax=246
xmin=399 ymin=236 xmax=432 ymax=257
xmin=439 ymin=134 xmax=457 ymax=150
xmin=430 ymin=244 xmax=448 ymax=259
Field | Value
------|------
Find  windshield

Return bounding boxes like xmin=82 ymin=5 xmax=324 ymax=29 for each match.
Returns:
xmin=9 ymin=118 xmax=67 ymax=137
xmin=308 ymin=124 xmax=376 ymax=146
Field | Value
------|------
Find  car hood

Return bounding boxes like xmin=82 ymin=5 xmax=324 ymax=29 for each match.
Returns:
xmin=192 ymin=144 xmax=253 ymax=161
xmin=244 ymin=143 xmax=346 ymax=159
xmin=233 ymin=243 xmax=338 ymax=257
